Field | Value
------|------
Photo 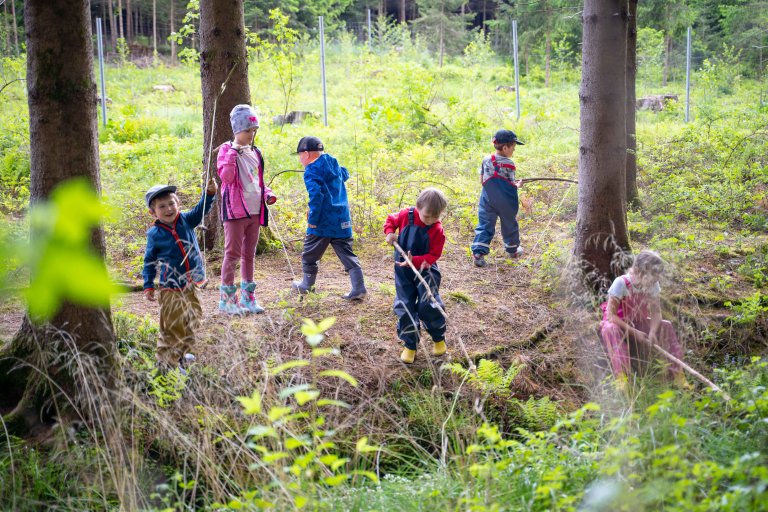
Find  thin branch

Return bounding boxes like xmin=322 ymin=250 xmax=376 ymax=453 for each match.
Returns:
xmin=0 ymin=78 xmax=26 ymax=96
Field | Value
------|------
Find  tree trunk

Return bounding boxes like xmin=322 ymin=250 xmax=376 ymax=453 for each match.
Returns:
xmin=545 ymin=3 xmax=553 ymax=88
xmin=199 ymin=0 xmax=251 ymax=250
xmin=170 ymin=0 xmax=177 ymax=63
xmin=152 ymin=0 xmax=157 ymax=55
xmin=2 ymin=0 xmax=117 ymax=436
xmin=663 ymin=32 xmax=671 ymax=87
xmin=574 ymin=0 xmax=631 ymax=288
xmin=439 ymin=2 xmax=444 ymax=68
xmin=117 ymin=0 xmax=124 ymax=40
xmin=11 ymin=0 xmax=19 ymax=56
xmin=107 ymin=0 xmax=117 ymax=50
xmin=3 ymin=2 xmax=9 ymax=55
xmin=126 ymin=0 xmax=132 ymax=42
xmin=400 ymin=0 xmax=406 ymax=23
xmin=626 ymin=0 xmax=639 ymax=206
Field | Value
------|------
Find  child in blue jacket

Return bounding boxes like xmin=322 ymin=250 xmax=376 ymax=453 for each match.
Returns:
xmin=471 ymin=129 xmax=525 ymax=267
xmin=291 ymin=136 xmax=367 ymax=300
xmin=143 ymin=179 xmax=216 ymax=371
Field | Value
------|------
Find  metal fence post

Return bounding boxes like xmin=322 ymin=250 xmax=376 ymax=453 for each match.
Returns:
xmin=319 ymin=16 xmax=328 ymax=127
xmin=513 ymin=19 xmax=521 ymax=121
xmin=96 ymin=17 xmax=108 ymax=127
xmin=685 ymin=26 xmax=692 ymax=123
xmin=367 ymin=9 xmax=372 ymax=51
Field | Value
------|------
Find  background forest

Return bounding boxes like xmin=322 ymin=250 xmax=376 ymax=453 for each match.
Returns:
xmin=0 ymin=0 xmax=767 ymax=511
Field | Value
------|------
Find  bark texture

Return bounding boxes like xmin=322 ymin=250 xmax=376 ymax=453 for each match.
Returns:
xmin=1 ymin=0 xmax=116 ymax=435
xmin=199 ymin=0 xmax=251 ymax=249
xmin=574 ymin=0 xmax=631 ymax=288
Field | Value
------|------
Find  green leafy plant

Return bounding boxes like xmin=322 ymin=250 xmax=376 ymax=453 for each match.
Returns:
xmin=22 ymin=178 xmax=120 ymax=320
xmin=168 ymin=0 xmax=200 ymax=65
xmin=219 ymin=317 xmax=379 ymax=509
xmin=247 ymin=9 xmax=308 ymax=118
xmin=447 ymin=358 xmax=523 ymax=399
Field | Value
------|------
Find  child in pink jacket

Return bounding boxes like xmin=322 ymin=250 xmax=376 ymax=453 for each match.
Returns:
xmin=217 ymin=104 xmax=276 ymax=314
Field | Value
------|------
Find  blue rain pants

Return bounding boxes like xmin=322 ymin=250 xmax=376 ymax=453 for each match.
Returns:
xmin=393 ymin=208 xmax=446 ymax=350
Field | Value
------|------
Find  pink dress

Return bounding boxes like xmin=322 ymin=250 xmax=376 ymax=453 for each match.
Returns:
xmin=600 ymin=275 xmax=683 ymax=378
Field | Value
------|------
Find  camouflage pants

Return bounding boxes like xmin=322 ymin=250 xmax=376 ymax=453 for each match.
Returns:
xmin=157 ymin=286 xmax=203 ymax=366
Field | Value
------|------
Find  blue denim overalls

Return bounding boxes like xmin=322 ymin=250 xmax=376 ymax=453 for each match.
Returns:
xmin=471 ymin=155 xmax=520 ymax=255
xmin=393 ymin=208 xmax=446 ymax=350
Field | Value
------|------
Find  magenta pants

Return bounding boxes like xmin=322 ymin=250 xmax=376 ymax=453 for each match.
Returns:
xmin=600 ymin=317 xmax=683 ymax=378
xmin=222 ymin=217 xmax=261 ymax=285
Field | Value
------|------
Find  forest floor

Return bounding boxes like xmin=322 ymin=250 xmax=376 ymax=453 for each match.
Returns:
xmin=3 ymin=205 xmax=759 ymax=410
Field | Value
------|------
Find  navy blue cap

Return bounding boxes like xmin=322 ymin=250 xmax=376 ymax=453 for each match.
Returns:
xmin=492 ymin=129 xmax=525 ymax=145
xmin=294 ymin=136 xmax=324 ymax=153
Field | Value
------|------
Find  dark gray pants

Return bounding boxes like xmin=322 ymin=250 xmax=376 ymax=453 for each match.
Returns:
xmin=301 ymin=235 xmax=361 ymax=275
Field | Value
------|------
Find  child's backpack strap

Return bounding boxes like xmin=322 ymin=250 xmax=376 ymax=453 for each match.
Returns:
xmin=489 ymin=154 xmax=516 ymax=179
xmin=407 ymin=207 xmax=415 ymax=226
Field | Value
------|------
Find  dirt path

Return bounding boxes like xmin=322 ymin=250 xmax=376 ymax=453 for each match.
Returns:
xmin=111 ymin=234 xmax=583 ymax=397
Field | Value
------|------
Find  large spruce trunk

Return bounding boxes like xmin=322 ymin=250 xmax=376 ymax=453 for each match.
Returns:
xmin=199 ymin=0 xmax=251 ymax=250
xmin=574 ymin=0 xmax=631 ymax=288
xmin=1 ymin=0 xmax=116 ymax=435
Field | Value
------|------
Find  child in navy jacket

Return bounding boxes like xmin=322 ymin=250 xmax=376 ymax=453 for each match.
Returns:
xmin=143 ymin=179 xmax=216 ymax=371
xmin=384 ymin=188 xmax=449 ymax=364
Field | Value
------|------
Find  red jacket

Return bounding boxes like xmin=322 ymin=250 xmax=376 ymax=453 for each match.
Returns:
xmin=384 ymin=207 xmax=445 ymax=269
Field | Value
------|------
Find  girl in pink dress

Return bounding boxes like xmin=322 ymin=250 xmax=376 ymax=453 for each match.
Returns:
xmin=600 ymin=250 xmax=687 ymax=385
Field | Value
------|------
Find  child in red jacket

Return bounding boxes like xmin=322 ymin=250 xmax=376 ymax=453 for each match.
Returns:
xmin=384 ymin=188 xmax=449 ymax=364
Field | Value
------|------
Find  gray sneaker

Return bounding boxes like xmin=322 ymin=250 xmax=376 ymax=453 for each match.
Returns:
xmin=508 ymin=246 xmax=524 ymax=258
xmin=473 ymin=254 xmax=488 ymax=267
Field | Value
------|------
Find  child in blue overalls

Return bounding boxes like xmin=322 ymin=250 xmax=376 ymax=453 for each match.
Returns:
xmin=384 ymin=188 xmax=449 ymax=364
xmin=471 ymin=129 xmax=525 ymax=267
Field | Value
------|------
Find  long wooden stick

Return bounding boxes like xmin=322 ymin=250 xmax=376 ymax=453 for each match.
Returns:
xmin=640 ymin=337 xmax=731 ymax=400
xmin=393 ymin=242 xmax=475 ymax=371
xmin=520 ymin=177 xmax=578 ymax=184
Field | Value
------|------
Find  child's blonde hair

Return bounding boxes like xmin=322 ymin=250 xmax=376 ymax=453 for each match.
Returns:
xmin=632 ymin=250 xmax=665 ymax=276
xmin=416 ymin=187 xmax=448 ymax=216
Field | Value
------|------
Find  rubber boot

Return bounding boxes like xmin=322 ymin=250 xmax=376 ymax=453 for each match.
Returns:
xmin=432 ymin=340 xmax=447 ymax=356
xmin=219 ymin=284 xmax=244 ymax=315
xmin=239 ymin=282 xmax=265 ymax=314
xmin=342 ymin=267 xmax=367 ymax=300
xmin=400 ymin=347 xmax=416 ymax=364
xmin=291 ymin=272 xmax=317 ymax=294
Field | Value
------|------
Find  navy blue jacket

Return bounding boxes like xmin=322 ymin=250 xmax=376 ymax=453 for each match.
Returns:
xmin=304 ymin=154 xmax=353 ymax=239
xmin=143 ymin=191 xmax=215 ymax=290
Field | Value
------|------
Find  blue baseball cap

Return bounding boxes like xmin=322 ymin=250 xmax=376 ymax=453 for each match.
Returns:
xmin=492 ymin=129 xmax=525 ymax=145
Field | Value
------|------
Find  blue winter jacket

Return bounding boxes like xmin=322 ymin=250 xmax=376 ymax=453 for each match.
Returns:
xmin=304 ymin=153 xmax=353 ymax=239
xmin=143 ymin=191 xmax=215 ymax=290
